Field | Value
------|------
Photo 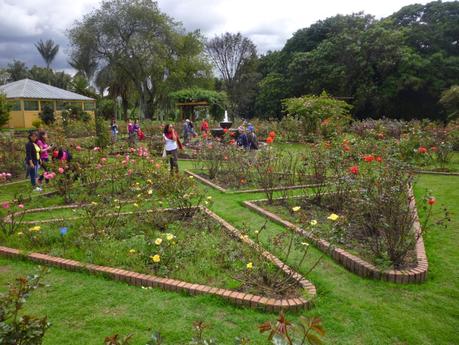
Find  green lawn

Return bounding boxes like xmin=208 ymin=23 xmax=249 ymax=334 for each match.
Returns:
xmin=1 ymin=160 xmax=458 ymax=344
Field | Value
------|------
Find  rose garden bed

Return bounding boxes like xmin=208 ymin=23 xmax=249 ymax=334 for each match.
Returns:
xmin=243 ymin=191 xmax=428 ymax=283
xmin=0 ymin=205 xmax=316 ymax=311
xmin=185 ymin=170 xmax=322 ymax=194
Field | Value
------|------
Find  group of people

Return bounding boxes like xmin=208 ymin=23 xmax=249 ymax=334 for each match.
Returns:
xmin=235 ymin=123 xmax=258 ymax=150
xmin=25 ymin=130 xmax=70 ymax=191
xmin=110 ymin=119 xmax=145 ymax=146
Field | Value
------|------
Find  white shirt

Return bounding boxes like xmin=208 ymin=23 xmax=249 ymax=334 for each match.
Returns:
xmin=163 ymin=134 xmax=178 ymax=151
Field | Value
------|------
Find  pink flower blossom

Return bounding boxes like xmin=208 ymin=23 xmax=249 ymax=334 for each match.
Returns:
xmin=93 ymin=147 xmax=101 ymax=152
xmin=76 ymin=145 xmax=81 ymax=151
xmin=2 ymin=202 xmax=10 ymax=209
xmin=18 ymin=204 xmax=24 ymax=209
xmin=58 ymin=167 xmax=65 ymax=174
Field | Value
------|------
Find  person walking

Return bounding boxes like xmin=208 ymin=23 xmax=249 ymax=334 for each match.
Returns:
xmin=111 ymin=119 xmax=119 ymax=143
xmin=163 ymin=124 xmax=183 ymax=174
xmin=25 ymin=131 xmax=42 ymax=191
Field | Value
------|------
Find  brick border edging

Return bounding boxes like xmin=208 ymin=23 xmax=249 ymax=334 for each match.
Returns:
xmin=0 ymin=207 xmax=316 ymax=312
xmin=185 ymin=170 xmax=324 ymax=194
xmin=415 ymin=170 xmax=459 ymax=176
xmin=243 ymin=190 xmax=428 ymax=284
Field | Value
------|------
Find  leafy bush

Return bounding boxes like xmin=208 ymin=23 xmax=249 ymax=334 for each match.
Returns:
xmin=0 ymin=92 xmax=11 ymax=127
xmin=283 ymin=91 xmax=352 ymax=140
xmin=0 ymin=268 xmax=50 ymax=345
xmin=95 ymin=113 xmax=110 ymax=148
xmin=97 ymin=99 xmax=116 ymax=120
xmin=439 ymin=85 xmax=459 ymax=121
xmin=39 ymin=105 xmax=55 ymax=125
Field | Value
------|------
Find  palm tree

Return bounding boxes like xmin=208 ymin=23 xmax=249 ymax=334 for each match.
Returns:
xmin=35 ymin=39 xmax=59 ymax=70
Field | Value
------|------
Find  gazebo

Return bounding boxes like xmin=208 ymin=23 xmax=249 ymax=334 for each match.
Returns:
xmin=0 ymin=78 xmax=96 ymax=128
xmin=169 ymin=88 xmax=227 ymax=122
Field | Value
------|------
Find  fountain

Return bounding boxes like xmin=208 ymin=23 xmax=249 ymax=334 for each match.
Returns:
xmin=210 ymin=110 xmax=237 ymax=138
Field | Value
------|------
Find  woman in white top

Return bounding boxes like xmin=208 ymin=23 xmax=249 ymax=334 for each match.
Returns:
xmin=163 ymin=124 xmax=181 ymax=173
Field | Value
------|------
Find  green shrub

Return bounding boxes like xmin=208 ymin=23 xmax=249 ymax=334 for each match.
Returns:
xmin=0 ymin=92 xmax=11 ymax=127
xmin=97 ymin=98 xmax=116 ymax=120
xmin=39 ymin=104 xmax=55 ymax=125
xmin=283 ymin=91 xmax=352 ymax=139
xmin=95 ymin=113 xmax=110 ymax=148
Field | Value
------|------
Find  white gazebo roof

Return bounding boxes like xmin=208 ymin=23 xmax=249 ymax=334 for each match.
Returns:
xmin=0 ymin=79 xmax=94 ymax=101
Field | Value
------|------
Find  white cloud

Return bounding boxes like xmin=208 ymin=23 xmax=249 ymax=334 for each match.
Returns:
xmin=0 ymin=0 xmax=453 ymax=69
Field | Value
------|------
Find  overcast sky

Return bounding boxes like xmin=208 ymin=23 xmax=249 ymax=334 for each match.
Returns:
xmin=0 ymin=0 xmax=447 ymax=72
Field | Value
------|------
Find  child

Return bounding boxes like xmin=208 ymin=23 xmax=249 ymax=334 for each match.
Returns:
xmin=37 ymin=130 xmax=52 ymax=184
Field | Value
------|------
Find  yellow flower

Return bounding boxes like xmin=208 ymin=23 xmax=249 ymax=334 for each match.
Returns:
xmin=29 ymin=225 xmax=41 ymax=232
xmin=189 ymin=175 xmax=194 ymax=179
xmin=129 ymin=249 xmax=136 ymax=254
xmin=147 ymin=189 xmax=153 ymax=195
xmin=207 ymin=196 xmax=212 ymax=200
xmin=301 ymin=242 xmax=309 ymax=246
xmin=310 ymin=220 xmax=318 ymax=226
xmin=147 ymin=179 xmax=153 ymax=184
xmin=135 ymin=182 xmax=140 ymax=185
xmin=254 ymin=230 xmax=259 ymax=234
xmin=327 ymin=213 xmax=339 ymax=221
xmin=136 ymin=194 xmax=142 ymax=198
xmin=114 ymin=199 xmax=119 ymax=203
xmin=155 ymin=238 xmax=162 ymax=245
xmin=292 ymin=206 xmax=301 ymax=212
xmin=17 ymin=232 xmax=23 ymax=235
xmin=204 ymin=201 xmax=209 ymax=205
xmin=91 ymin=201 xmax=98 ymax=206
xmin=246 ymin=262 xmax=253 ymax=269
xmin=151 ymin=254 xmax=160 ymax=263
xmin=166 ymin=234 xmax=175 ymax=241
xmin=133 ymin=203 xmax=139 ymax=208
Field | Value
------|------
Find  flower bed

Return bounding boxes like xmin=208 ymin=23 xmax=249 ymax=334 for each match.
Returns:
xmin=243 ymin=191 xmax=429 ymax=283
xmin=0 ymin=205 xmax=316 ymax=311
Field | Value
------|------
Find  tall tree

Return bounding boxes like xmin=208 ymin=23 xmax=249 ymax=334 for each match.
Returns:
xmin=35 ymin=39 xmax=60 ymax=69
xmin=6 ymin=60 xmax=29 ymax=81
xmin=68 ymin=0 xmax=210 ymax=119
xmin=206 ymin=32 xmax=258 ymax=116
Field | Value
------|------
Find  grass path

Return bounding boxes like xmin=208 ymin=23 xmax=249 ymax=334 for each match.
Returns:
xmin=0 ymin=161 xmax=458 ymax=344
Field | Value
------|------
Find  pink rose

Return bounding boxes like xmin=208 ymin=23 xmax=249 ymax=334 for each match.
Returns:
xmin=76 ymin=145 xmax=81 ymax=151
xmin=58 ymin=167 xmax=65 ymax=174
xmin=100 ymin=158 xmax=107 ymax=163
xmin=127 ymin=169 xmax=133 ymax=176
xmin=18 ymin=204 xmax=24 ymax=209
xmin=6 ymin=173 xmax=11 ymax=178
xmin=2 ymin=202 xmax=10 ymax=209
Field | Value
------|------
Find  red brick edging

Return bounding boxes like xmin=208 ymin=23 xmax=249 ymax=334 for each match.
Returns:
xmin=0 ymin=207 xmax=316 ymax=312
xmin=185 ymin=170 xmax=323 ymax=194
xmin=243 ymin=190 xmax=428 ymax=284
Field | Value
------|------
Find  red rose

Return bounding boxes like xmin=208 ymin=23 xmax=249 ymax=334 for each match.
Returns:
xmin=223 ymin=128 xmax=228 ymax=134
xmin=418 ymin=147 xmax=428 ymax=154
xmin=349 ymin=166 xmax=359 ymax=175
xmin=363 ymin=154 xmax=375 ymax=162
xmin=376 ymin=156 xmax=383 ymax=163
xmin=430 ymin=146 xmax=438 ymax=152
xmin=266 ymin=137 xmax=274 ymax=144
xmin=268 ymin=131 xmax=276 ymax=138
xmin=428 ymin=197 xmax=436 ymax=205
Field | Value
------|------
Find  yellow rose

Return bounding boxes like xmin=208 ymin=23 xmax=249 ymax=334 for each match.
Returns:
xmin=147 ymin=189 xmax=153 ymax=195
xmin=327 ymin=213 xmax=339 ymax=221
xmin=129 ymin=249 xmax=136 ymax=254
xmin=151 ymin=254 xmax=160 ymax=263
xmin=29 ymin=225 xmax=41 ymax=232
xmin=301 ymin=242 xmax=309 ymax=246
xmin=166 ymin=234 xmax=174 ymax=241
xmin=310 ymin=220 xmax=318 ymax=226
xmin=292 ymin=206 xmax=301 ymax=212
xmin=155 ymin=238 xmax=162 ymax=245
xmin=246 ymin=262 xmax=253 ymax=269
xmin=207 ymin=196 xmax=212 ymax=200
xmin=133 ymin=203 xmax=139 ymax=208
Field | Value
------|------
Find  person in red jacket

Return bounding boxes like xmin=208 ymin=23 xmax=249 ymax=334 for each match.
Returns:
xmin=200 ymin=119 xmax=209 ymax=135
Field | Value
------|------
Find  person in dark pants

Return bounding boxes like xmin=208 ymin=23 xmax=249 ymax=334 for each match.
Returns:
xmin=25 ymin=131 xmax=42 ymax=192
xmin=163 ymin=124 xmax=183 ymax=174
